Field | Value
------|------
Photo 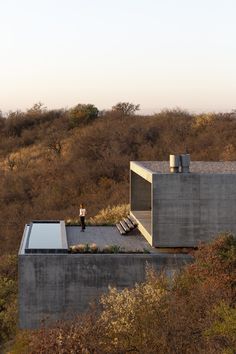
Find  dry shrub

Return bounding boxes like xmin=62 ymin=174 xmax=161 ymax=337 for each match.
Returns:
xmin=90 ymin=204 xmax=130 ymax=225
xmin=13 ymin=311 xmax=103 ymax=354
xmin=193 ymin=113 xmax=216 ymax=129
xmin=205 ymin=301 xmax=236 ymax=353
xmin=220 ymin=144 xmax=236 ymax=161
xmin=97 ymin=269 xmax=168 ymax=353
xmin=0 ymin=255 xmax=17 ymax=345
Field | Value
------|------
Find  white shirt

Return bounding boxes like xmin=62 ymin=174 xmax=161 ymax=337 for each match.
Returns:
xmin=79 ymin=208 xmax=86 ymax=217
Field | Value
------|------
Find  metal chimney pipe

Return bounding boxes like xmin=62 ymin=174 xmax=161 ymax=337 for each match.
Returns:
xmin=169 ymin=155 xmax=180 ymax=173
xmin=180 ymin=154 xmax=190 ymax=173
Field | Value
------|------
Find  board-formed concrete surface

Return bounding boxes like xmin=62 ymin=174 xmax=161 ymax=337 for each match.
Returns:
xmin=130 ymin=161 xmax=236 ymax=247
xmin=130 ymin=211 xmax=152 ymax=244
xmin=19 ymin=225 xmax=192 ymax=329
xmin=19 ymin=252 xmax=192 ymax=329
xmin=130 ymin=211 xmax=151 ymax=235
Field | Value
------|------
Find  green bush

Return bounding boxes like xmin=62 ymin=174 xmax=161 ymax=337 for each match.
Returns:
xmin=69 ymin=103 xmax=99 ymax=127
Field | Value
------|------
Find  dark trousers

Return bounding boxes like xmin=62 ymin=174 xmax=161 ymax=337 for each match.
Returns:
xmin=80 ymin=216 xmax=86 ymax=230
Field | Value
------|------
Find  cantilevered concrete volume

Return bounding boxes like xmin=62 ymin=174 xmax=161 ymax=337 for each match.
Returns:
xmin=130 ymin=158 xmax=236 ymax=247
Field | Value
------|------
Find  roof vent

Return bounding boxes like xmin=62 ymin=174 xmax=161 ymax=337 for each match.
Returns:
xmin=169 ymin=155 xmax=180 ymax=173
xmin=180 ymin=154 xmax=190 ymax=173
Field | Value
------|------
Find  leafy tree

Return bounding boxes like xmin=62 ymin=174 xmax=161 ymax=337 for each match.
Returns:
xmin=69 ymin=103 xmax=99 ymax=127
xmin=112 ymin=102 xmax=140 ymax=116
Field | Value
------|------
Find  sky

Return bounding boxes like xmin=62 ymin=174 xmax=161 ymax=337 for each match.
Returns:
xmin=0 ymin=0 xmax=236 ymax=114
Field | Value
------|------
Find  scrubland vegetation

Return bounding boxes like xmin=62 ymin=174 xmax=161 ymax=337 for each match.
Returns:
xmin=1 ymin=102 xmax=236 ymax=254
xmin=0 ymin=102 xmax=236 ymax=352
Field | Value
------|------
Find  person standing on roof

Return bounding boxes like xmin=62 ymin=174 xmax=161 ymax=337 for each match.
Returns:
xmin=79 ymin=203 xmax=86 ymax=232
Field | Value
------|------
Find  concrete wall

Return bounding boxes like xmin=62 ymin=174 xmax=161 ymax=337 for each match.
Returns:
xmin=130 ymin=171 xmax=151 ymax=211
xmin=19 ymin=253 xmax=191 ymax=329
xmin=153 ymin=173 xmax=236 ymax=247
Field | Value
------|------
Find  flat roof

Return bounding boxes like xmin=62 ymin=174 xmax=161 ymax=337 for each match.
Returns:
xmin=20 ymin=224 xmax=154 ymax=254
xmin=19 ymin=224 xmax=194 ymax=255
xmin=67 ymin=226 xmax=157 ymax=253
xmin=131 ymin=161 xmax=236 ymax=174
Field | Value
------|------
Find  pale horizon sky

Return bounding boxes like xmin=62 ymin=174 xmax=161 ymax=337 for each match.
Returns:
xmin=0 ymin=0 xmax=236 ymax=114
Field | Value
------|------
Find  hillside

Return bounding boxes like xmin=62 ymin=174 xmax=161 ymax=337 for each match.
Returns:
xmin=1 ymin=104 xmax=236 ymax=254
xmin=0 ymin=103 xmax=236 ymax=351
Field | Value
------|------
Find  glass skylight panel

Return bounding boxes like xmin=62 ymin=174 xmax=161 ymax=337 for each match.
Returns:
xmin=25 ymin=221 xmax=68 ymax=253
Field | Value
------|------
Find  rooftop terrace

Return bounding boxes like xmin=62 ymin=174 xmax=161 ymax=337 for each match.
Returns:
xmin=67 ymin=226 xmax=155 ymax=252
xmin=20 ymin=222 xmax=162 ymax=254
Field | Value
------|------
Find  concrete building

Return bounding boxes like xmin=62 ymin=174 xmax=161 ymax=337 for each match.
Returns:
xmin=130 ymin=158 xmax=236 ymax=247
xmin=19 ymin=157 xmax=236 ymax=329
xmin=19 ymin=221 xmax=191 ymax=329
